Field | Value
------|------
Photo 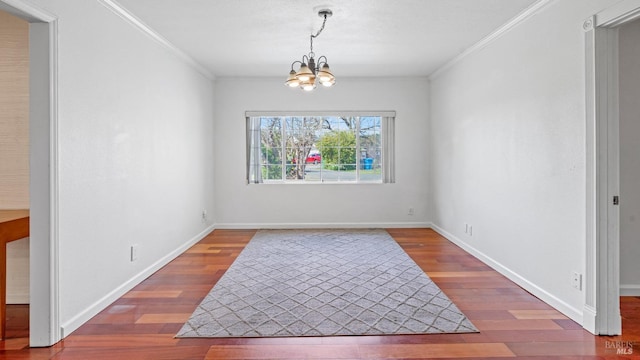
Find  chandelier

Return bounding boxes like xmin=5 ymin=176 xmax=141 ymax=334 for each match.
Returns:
xmin=285 ymin=9 xmax=336 ymax=91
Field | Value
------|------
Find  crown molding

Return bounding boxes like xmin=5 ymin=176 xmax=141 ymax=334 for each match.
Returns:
xmin=428 ymin=0 xmax=555 ymax=81
xmin=98 ymin=0 xmax=214 ymax=80
xmin=0 ymin=0 xmax=57 ymax=22
xmin=596 ymin=0 xmax=640 ymax=27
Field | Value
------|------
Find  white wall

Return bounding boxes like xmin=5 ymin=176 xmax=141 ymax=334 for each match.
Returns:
xmin=619 ymin=19 xmax=640 ymax=296
xmin=213 ymin=77 xmax=429 ymax=228
xmin=429 ymin=0 xmax=620 ymax=324
xmin=27 ymin=0 xmax=215 ymax=336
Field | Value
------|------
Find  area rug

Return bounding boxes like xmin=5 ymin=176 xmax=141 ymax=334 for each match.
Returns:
xmin=176 ymin=229 xmax=477 ymax=338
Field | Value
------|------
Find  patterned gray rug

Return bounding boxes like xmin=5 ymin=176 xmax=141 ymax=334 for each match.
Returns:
xmin=176 ymin=229 xmax=477 ymax=338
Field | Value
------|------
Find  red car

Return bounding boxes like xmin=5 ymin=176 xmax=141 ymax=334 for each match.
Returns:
xmin=305 ymin=154 xmax=321 ymax=164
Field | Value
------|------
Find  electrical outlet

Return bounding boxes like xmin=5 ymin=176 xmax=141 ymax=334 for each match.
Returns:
xmin=408 ymin=207 xmax=414 ymax=215
xmin=469 ymin=225 xmax=473 ymax=236
xmin=130 ymin=244 xmax=139 ymax=262
xmin=465 ymin=223 xmax=468 ymax=234
xmin=201 ymin=209 xmax=207 ymax=222
xmin=571 ymin=271 xmax=582 ymax=290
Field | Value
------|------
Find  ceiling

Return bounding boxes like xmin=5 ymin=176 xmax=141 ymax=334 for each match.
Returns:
xmin=115 ymin=0 xmax=539 ymax=78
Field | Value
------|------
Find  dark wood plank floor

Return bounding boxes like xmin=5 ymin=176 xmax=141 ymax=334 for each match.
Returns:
xmin=1 ymin=228 xmax=639 ymax=359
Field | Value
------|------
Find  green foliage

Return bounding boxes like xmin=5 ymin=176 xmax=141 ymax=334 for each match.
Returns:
xmin=317 ymin=131 xmax=357 ymax=171
xmin=261 ymin=165 xmax=282 ymax=180
xmin=261 ymin=146 xmax=282 ymax=180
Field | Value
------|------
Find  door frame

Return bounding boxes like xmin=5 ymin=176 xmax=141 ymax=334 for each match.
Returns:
xmin=0 ymin=0 xmax=60 ymax=347
xmin=583 ymin=0 xmax=640 ymax=336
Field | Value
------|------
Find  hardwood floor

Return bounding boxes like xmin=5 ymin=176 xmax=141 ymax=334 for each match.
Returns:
xmin=1 ymin=228 xmax=639 ymax=359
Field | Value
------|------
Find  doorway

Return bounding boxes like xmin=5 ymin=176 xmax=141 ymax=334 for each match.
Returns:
xmin=0 ymin=8 xmax=30 ymax=341
xmin=618 ymin=19 xmax=640 ymax=299
xmin=0 ymin=0 xmax=58 ymax=347
xmin=584 ymin=0 xmax=640 ymax=336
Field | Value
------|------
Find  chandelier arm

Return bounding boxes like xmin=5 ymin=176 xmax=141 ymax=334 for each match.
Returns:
xmin=290 ymin=60 xmax=303 ymax=71
xmin=316 ymin=55 xmax=328 ymax=67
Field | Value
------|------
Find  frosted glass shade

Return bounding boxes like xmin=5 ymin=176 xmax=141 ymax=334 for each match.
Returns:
xmin=296 ymin=64 xmax=314 ymax=81
xmin=285 ymin=70 xmax=300 ymax=87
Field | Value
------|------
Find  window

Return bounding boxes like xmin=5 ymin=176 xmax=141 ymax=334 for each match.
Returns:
xmin=247 ymin=112 xmax=395 ymax=183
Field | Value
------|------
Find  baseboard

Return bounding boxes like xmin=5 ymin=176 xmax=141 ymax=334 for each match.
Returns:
xmin=60 ymin=224 xmax=215 ymax=337
xmin=430 ymin=223 xmax=584 ymax=324
xmin=214 ymin=222 xmax=431 ymax=229
xmin=582 ymin=305 xmax=597 ymax=334
xmin=621 ymin=284 xmax=640 ymax=296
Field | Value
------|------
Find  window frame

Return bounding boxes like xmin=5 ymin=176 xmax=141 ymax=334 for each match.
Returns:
xmin=246 ymin=111 xmax=396 ymax=184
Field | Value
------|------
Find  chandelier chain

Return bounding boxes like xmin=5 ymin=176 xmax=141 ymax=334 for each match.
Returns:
xmin=309 ymin=13 xmax=328 ymax=54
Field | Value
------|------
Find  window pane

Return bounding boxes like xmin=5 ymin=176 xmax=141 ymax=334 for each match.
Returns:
xmin=283 ymin=116 xmax=324 ymax=182
xmin=261 ymin=147 xmax=281 ymax=165
xmin=360 ymin=151 xmax=381 ymax=182
xmin=262 ymin=165 xmax=282 ymax=180
xmin=324 ymin=117 xmax=343 ymax=132
xmin=260 ymin=117 xmax=282 ymax=165
xmin=285 ymin=164 xmax=306 ymax=180
xmin=359 ymin=116 xmax=381 ymax=182
xmin=340 ymin=147 xmax=357 ymax=170
xmin=303 ymin=165 xmax=321 ymax=181
xmin=335 ymin=171 xmax=357 ymax=182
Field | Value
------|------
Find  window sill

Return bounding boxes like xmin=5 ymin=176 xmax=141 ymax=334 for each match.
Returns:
xmin=249 ymin=181 xmax=385 ymax=185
